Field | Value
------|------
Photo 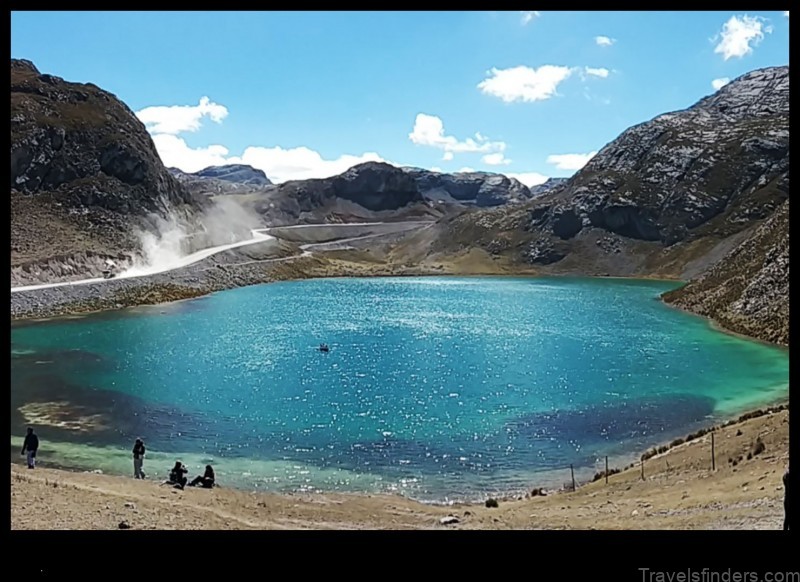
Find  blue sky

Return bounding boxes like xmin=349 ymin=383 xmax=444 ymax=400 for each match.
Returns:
xmin=11 ymin=11 xmax=790 ymax=185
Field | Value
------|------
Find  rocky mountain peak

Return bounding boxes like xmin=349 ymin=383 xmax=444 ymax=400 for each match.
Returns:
xmin=194 ymin=164 xmax=272 ymax=186
xmin=694 ymin=66 xmax=789 ymax=120
xmin=10 ymin=58 xmax=39 ymax=74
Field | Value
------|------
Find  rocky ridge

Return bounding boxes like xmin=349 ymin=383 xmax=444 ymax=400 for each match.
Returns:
xmin=401 ymin=167 xmax=534 ymax=207
xmin=169 ymin=164 xmax=272 ymax=196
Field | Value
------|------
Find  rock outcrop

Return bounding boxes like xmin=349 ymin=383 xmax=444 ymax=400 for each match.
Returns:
xmin=402 ymin=167 xmax=533 ymax=207
xmin=169 ymin=164 xmax=272 ymax=196
xmin=662 ymin=200 xmax=789 ymax=346
xmin=528 ymin=177 xmax=568 ymax=198
xmin=194 ymin=164 xmax=272 ymax=186
xmin=218 ymin=161 xmax=442 ymax=225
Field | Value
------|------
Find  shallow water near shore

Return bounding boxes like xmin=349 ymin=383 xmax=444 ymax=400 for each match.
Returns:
xmin=10 ymin=276 xmax=789 ymax=502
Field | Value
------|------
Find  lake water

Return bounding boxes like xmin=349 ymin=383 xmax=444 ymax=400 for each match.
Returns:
xmin=10 ymin=276 xmax=789 ymax=502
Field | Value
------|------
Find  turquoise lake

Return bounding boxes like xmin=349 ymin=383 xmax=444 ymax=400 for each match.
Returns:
xmin=10 ymin=277 xmax=790 ymax=502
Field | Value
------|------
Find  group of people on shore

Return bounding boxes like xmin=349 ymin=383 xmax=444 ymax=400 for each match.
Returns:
xmin=132 ymin=437 xmax=216 ymax=490
xmin=18 ymin=429 xmax=216 ymax=491
xmin=18 ymin=426 xmax=790 ymax=529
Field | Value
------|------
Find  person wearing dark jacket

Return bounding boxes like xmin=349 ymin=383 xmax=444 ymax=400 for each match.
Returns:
xmin=166 ymin=461 xmax=188 ymax=489
xmin=784 ymin=466 xmax=790 ymax=531
xmin=132 ymin=438 xmax=146 ymax=479
xmin=21 ymin=428 xmax=39 ymax=469
xmin=189 ymin=465 xmax=216 ymax=489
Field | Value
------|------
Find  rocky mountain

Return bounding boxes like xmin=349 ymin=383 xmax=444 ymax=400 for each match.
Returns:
xmin=195 ymin=164 xmax=272 ymax=185
xmin=396 ymin=66 xmax=789 ymax=344
xmin=528 ymin=177 xmax=568 ymax=198
xmin=236 ymin=161 xmax=444 ymax=225
xmin=218 ymin=164 xmax=540 ymax=225
xmin=401 ymin=167 xmax=533 ymax=207
xmin=169 ymin=164 xmax=272 ymax=196
xmin=662 ymin=200 xmax=788 ymax=345
xmin=10 ymin=58 xmax=207 ymax=279
xmin=522 ymin=66 xmax=789 ymax=251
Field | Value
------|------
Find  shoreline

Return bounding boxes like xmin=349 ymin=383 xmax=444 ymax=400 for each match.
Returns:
xmin=10 ymin=399 xmax=790 ymax=507
xmin=11 ymin=406 xmax=789 ymax=529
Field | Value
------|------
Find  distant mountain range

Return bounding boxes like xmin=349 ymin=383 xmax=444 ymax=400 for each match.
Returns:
xmin=167 ymin=161 xmax=562 ymax=225
xmin=169 ymin=162 xmax=557 ymax=208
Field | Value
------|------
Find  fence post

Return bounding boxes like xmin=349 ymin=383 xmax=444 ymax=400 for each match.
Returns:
xmin=570 ymin=464 xmax=576 ymax=492
xmin=605 ymin=456 xmax=609 ymax=485
xmin=641 ymin=458 xmax=645 ymax=481
xmin=711 ymin=431 xmax=716 ymax=471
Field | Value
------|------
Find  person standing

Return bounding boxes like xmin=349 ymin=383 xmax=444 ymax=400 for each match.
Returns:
xmin=21 ymin=427 xmax=39 ymax=469
xmin=132 ymin=438 xmax=146 ymax=479
xmin=784 ymin=465 xmax=790 ymax=531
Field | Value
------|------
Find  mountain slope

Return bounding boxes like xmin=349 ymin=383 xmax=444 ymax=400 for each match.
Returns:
xmin=10 ymin=59 xmax=207 ymax=275
xmin=662 ymin=200 xmax=789 ymax=345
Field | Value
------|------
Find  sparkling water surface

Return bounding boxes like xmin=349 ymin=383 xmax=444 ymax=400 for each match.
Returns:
xmin=10 ymin=277 xmax=789 ymax=502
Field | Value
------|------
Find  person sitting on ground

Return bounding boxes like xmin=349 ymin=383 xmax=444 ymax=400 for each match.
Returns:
xmin=164 ymin=461 xmax=188 ymax=489
xmin=189 ymin=465 xmax=216 ymax=489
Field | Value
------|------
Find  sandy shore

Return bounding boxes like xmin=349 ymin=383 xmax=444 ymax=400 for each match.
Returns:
xmin=11 ymin=407 xmax=788 ymax=530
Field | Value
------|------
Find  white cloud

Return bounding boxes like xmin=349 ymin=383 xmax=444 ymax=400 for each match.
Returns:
xmin=234 ymin=147 xmax=386 ymax=184
xmin=136 ymin=96 xmax=228 ymax=135
xmin=584 ymin=67 xmax=610 ymax=78
xmin=442 ymin=151 xmax=454 ymax=161
xmin=482 ymin=153 xmax=512 ymax=166
xmin=409 ymin=113 xmax=506 ymax=154
xmin=546 ymin=151 xmax=597 ymax=171
xmin=595 ymin=35 xmax=616 ymax=47
xmin=520 ymin=11 xmax=540 ymax=25
xmin=138 ymin=97 xmax=397 ymax=183
xmin=150 ymin=134 xmax=233 ymax=172
xmin=506 ymin=172 xmax=549 ymax=187
xmin=150 ymin=133 xmax=387 ymax=182
xmin=713 ymin=15 xmax=773 ymax=60
xmin=457 ymin=167 xmax=476 ymax=173
xmin=478 ymin=65 xmax=574 ymax=103
xmin=711 ymin=77 xmax=731 ymax=90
